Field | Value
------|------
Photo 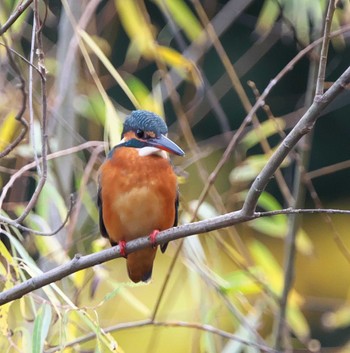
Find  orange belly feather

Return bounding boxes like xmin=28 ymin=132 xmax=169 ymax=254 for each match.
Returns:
xmin=99 ymin=147 xmax=177 ymax=282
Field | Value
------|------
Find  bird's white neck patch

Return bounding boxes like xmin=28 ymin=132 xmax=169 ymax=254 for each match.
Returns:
xmin=116 ymin=137 xmax=168 ymax=158
xmin=138 ymin=146 xmax=167 ymax=158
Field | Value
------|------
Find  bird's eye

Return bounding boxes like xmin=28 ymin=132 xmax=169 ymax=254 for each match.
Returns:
xmin=136 ymin=129 xmax=145 ymax=139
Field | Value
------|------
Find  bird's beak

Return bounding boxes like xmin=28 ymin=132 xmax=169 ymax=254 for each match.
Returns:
xmin=146 ymin=134 xmax=185 ymax=156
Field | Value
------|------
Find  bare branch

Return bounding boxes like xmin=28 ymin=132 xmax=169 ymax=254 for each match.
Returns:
xmin=0 ymin=0 xmax=33 ymax=35
xmin=0 ymin=41 xmax=43 ymax=76
xmin=185 ymin=23 xmax=350 ymax=227
xmin=1 ymin=207 xmax=350 ymax=307
xmin=4 ymin=194 xmax=75 ymax=236
xmin=0 ymin=142 xmax=104 ymax=230
xmin=45 ymin=319 xmax=277 ymax=353
xmin=242 ymin=65 xmax=350 ymax=216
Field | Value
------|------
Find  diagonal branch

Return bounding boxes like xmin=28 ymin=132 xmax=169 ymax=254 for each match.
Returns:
xmin=1 ymin=207 xmax=350 ymax=307
xmin=0 ymin=0 xmax=33 ymax=35
xmin=242 ymin=64 xmax=350 ymax=216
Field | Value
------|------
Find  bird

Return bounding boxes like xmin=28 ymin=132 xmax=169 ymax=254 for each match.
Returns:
xmin=97 ymin=110 xmax=185 ymax=283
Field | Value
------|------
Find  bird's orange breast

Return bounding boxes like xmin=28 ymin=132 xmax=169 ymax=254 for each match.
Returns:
xmin=99 ymin=147 xmax=178 ymax=244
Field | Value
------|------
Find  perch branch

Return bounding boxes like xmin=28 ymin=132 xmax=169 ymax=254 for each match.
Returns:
xmin=1 ymin=208 xmax=350 ymax=306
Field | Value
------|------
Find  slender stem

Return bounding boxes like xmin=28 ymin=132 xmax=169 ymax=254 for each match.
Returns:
xmin=14 ymin=0 xmax=48 ymax=224
xmin=274 ymin=2 xmax=337 ymax=348
xmin=315 ymin=0 xmax=336 ymax=96
xmin=29 ymin=14 xmax=41 ymax=174
xmin=0 ymin=141 xmax=104 ymax=230
xmin=44 ymin=319 xmax=277 ymax=353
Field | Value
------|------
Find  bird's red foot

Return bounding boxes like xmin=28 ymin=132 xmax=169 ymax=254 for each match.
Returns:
xmin=149 ymin=229 xmax=160 ymax=248
xmin=118 ymin=240 xmax=127 ymax=257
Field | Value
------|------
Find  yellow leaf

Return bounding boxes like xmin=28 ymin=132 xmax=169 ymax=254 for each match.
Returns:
xmin=0 ymin=240 xmax=18 ymax=335
xmin=0 ymin=111 xmax=18 ymax=149
xmin=157 ymin=46 xmax=202 ymax=87
xmin=241 ymin=118 xmax=286 ymax=150
xmin=115 ymin=0 xmax=155 ymax=57
xmin=126 ymin=75 xmax=163 ymax=115
xmin=154 ymin=0 xmax=203 ymax=41
xmin=255 ymin=0 xmax=280 ymax=36
xmin=115 ymin=0 xmax=202 ymax=88
xmin=157 ymin=45 xmax=202 ymax=87
xmin=250 ymin=240 xmax=309 ymax=339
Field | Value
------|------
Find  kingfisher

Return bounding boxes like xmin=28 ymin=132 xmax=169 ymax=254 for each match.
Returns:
xmin=97 ymin=110 xmax=185 ymax=283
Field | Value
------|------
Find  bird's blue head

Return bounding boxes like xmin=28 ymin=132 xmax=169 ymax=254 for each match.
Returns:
xmin=119 ymin=110 xmax=185 ymax=156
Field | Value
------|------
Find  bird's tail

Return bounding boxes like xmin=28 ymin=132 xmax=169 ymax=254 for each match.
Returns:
xmin=126 ymin=248 xmax=157 ymax=283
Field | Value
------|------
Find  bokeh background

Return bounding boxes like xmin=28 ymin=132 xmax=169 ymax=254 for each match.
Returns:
xmin=1 ymin=0 xmax=350 ymax=352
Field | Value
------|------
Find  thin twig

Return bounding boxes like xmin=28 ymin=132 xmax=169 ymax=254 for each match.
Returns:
xmin=65 ymin=144 xmax=105 ymax=249
xmin=29 ymin=14 xmax=41 ymax=174
xmin=0 ymin=41 xmax=43 ymax=76
xmin=0 ymin=36 xmax=28 ymax=159
xmin=191 ymin=0 xmax=253 ymax=115
xmin=307 ymin=159 xmax=350 ymax=179
xmin=44 ymin=318 xmax=277 ymax=353
xmin=315 ymin=0 xmax=336 ymax=97
xmin=13 ymin=1 xmax=48 ymax=224
xmin=0 ymin=141 xmax=105 ymax=226
xmin=302 ymin=168 xmax=350 ymax=262
xmin=4 ymin=194 xmax=75 ymax=236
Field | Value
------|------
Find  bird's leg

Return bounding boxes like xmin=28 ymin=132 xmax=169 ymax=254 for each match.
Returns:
xmin=149 ymin=229 xmax=160 ymax=248
xmin=118 ymin=240 xmax=127 ymax=257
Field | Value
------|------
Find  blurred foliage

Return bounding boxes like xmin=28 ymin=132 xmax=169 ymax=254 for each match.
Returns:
xmin=1 ymin=0 xmax=350 ymax=352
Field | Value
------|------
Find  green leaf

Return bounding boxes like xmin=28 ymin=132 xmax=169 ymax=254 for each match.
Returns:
xmin=256 ymin=0 xmax=324 ymax=45
xmin=126 ymin=75 xmax=163 ymax=115
xmin=115 ymin=0 xmax=155 ymax=56
xmin=241 ymin=191 xmax=314 ymax=255
xmin=74 ymin=93 xmax=106 ymax=125
xmin=323 ymin=305 xmax=350 ymax=329
xmin=222 ymin=269 xmax=261 ymax=295
xmin=250 ymin=191 xmax=287 ymax=236
xmin=249 ymin=240 xmax=310 ymax=339
xmin=255 ymin=0 xmax=280 ymax=36
xmin=241 ymin=118 xmax=285 ymax=151
xmin=32 ymin=304 xmax=52 ymax=353
xmin=287 ymin=300 xmax=310 ymax=340
xmin=230 ymin=155 xmax=271 ymax=183
xmin=249 ymin=240 xmax=283 ymax=294
xmin=153 ymin=0 xmax=202 ymax=41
